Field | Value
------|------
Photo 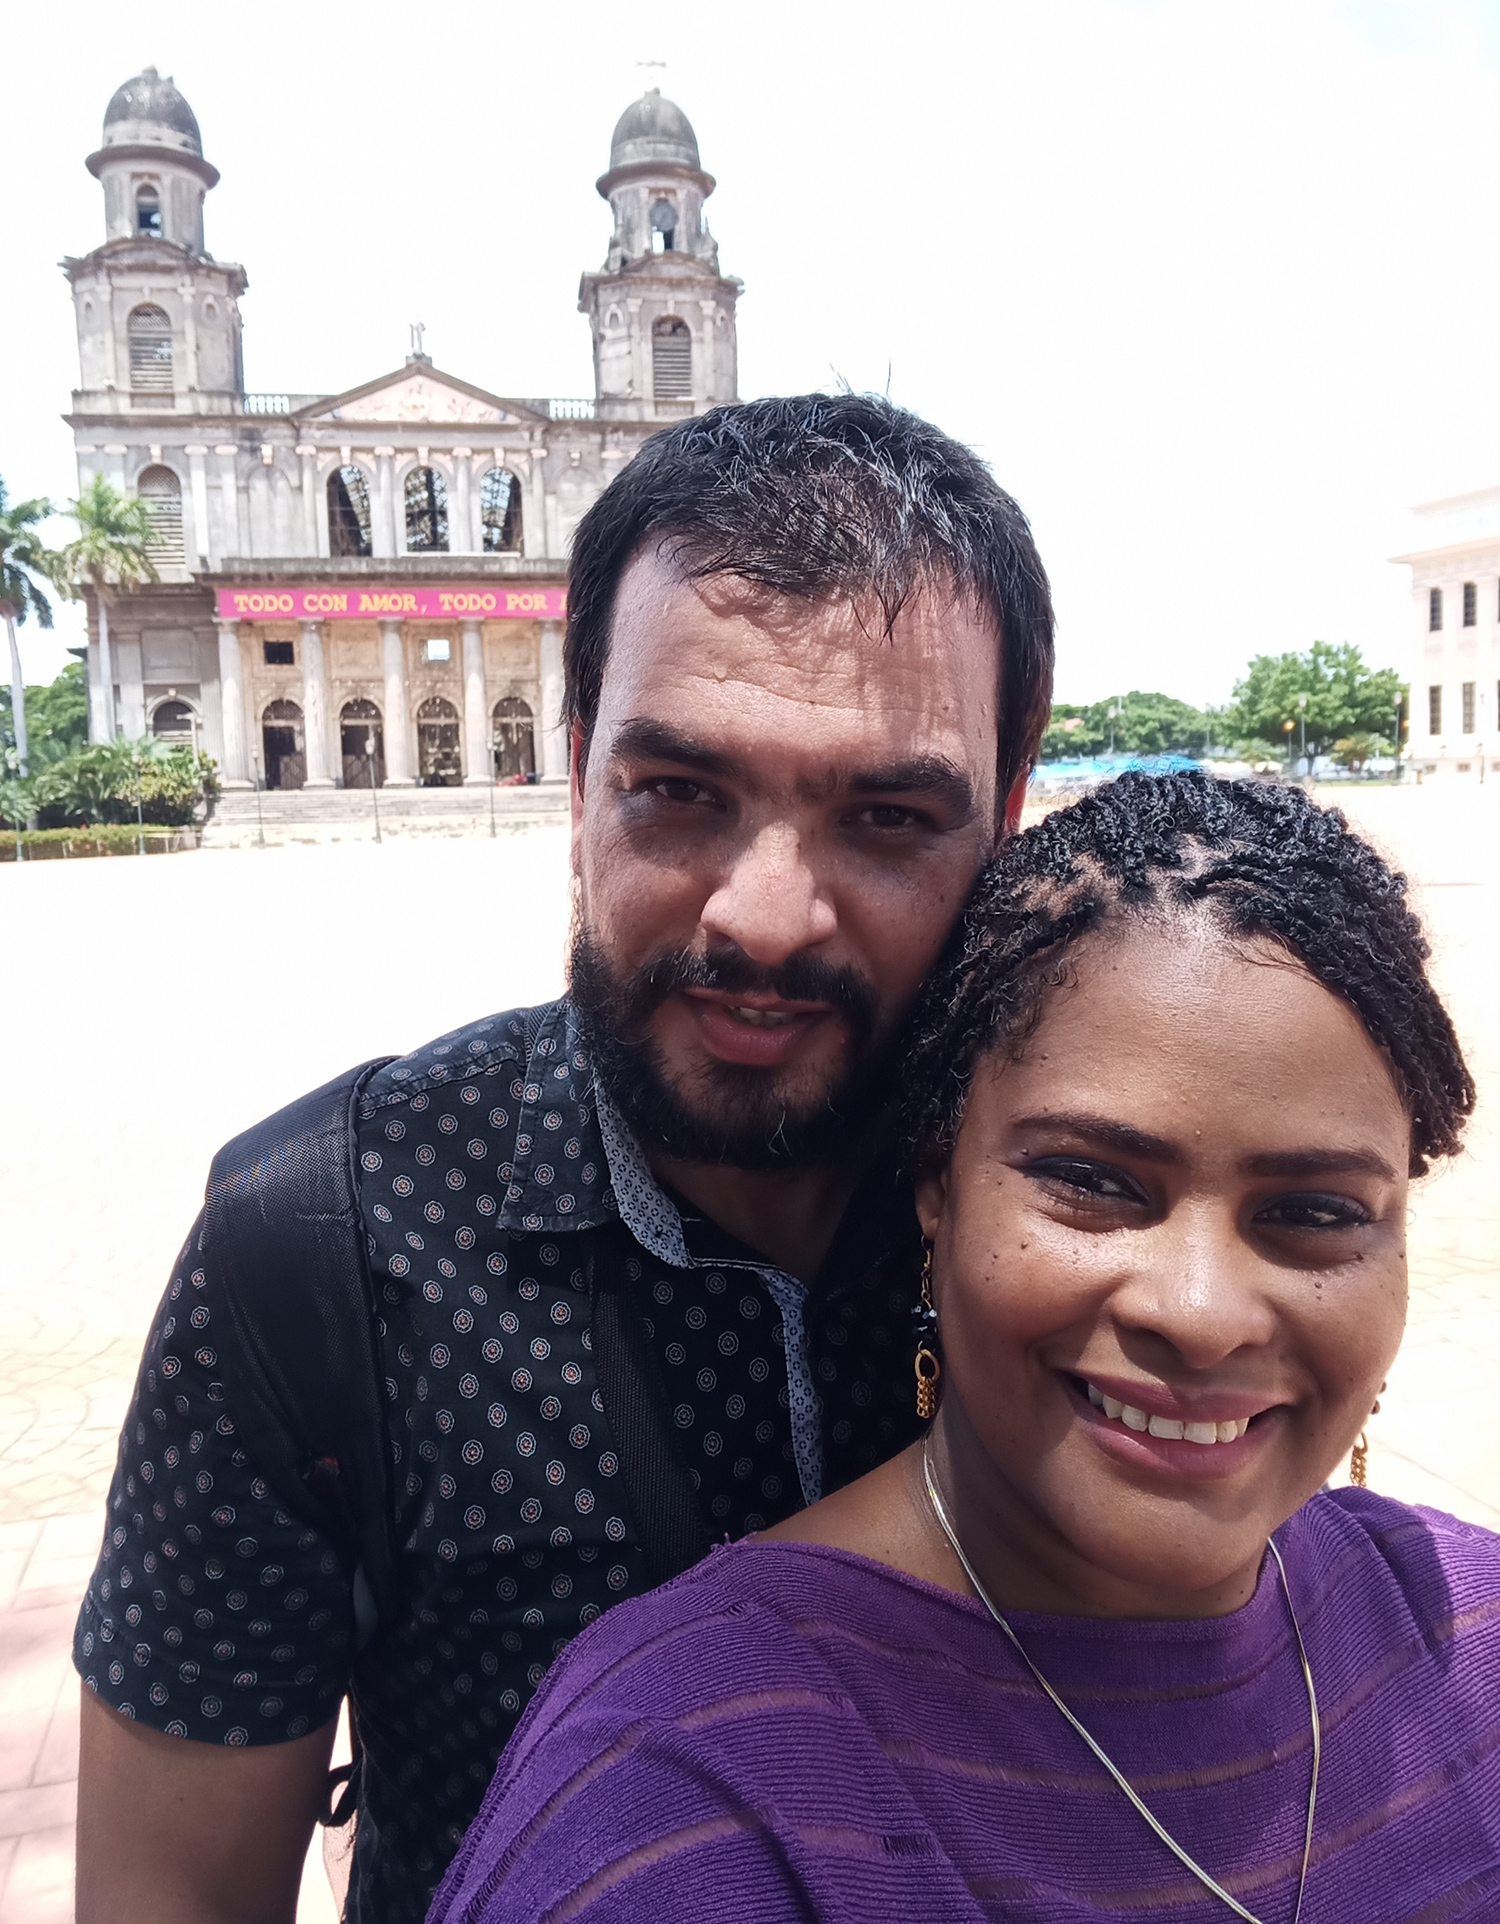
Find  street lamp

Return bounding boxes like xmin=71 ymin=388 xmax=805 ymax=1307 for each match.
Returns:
xmin=1394 ymin=690 xmax=1404 ymax=784
xmin=1282 ymin=717 xmax=1295 ymax=777
xmin=365 ymin=732 xmax=382 ymax=843
xmin=250 ymin=748 xmax=266 ymax=850
xmin=1297 ymin=691 xmax=1308 ymax=778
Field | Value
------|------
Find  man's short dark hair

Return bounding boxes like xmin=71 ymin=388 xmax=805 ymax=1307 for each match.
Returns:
xmin=564 ymin=392 xmax=1056 ymax=806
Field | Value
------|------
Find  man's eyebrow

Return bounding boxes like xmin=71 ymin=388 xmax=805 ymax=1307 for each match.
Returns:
xmin=1244 ymin=1148 xmax=1399 ymax=1182
xmin=1013 ymin=1114 xmax=1183 ymax=1164
xmin=609 ymin=717 xmax=739 ymax=780
xmin=846 ymin=757 xmax=974 ymax=818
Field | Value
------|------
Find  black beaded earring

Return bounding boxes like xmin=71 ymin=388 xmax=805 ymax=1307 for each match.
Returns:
xmin=913 ymin=1242 xmax=941 ymax=1421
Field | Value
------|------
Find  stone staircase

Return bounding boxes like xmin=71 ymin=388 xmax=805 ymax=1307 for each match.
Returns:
xmin=200 ymin=782 xmax=569 ymax=848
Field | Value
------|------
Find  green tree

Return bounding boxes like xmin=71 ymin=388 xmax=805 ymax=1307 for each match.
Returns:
xmin=0 ymin=478 xmax=58 ymax=777
xmin=32 ymin=737 xmax=216 ymax=829
xmin=1331 ymin=731 xmax=1393 ymax=774
xmin=49 ymin=474 xmax=158 ymax=744
xmin=1 ymin=660 xmax=89 ymax=770
xmin=1225 ymin=643 xmax=1403 ymax=776
xmin=1038 ymin=691 xmax=1213 ymax=761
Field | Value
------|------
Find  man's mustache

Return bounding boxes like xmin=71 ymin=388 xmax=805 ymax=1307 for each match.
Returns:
xmin=624 ymin=945 xmax=880 ymax=1028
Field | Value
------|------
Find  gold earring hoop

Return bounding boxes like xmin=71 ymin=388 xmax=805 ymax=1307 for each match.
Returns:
xmin=913 ymin=1241 xmax=941 ymax=1421
xmin=1349 ymin=1380 xmax=1385 ymax=1488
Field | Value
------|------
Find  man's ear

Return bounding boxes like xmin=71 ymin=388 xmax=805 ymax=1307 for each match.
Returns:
xmin=1001 ymin=770 xmax=1029 ymax=836
xmin=914 ymin=1142 xmax=951 ymax=1246
xmin=569 ymin=719 xmax=588 ymax=837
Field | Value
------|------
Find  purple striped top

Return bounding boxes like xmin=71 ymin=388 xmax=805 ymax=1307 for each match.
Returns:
xmin=429 ymin=1490 xmax=1500 ymax=1923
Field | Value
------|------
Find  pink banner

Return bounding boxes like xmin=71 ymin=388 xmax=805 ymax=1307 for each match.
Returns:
xmin=216 ymin=585 xmax=567 ymax=622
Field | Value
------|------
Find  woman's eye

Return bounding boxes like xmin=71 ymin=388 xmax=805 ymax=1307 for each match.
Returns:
xmin=1028 ymin=1157 xmax=1146 ymax=1205
xmin=1254 ymin=1192 xmax=1371 ymax=1232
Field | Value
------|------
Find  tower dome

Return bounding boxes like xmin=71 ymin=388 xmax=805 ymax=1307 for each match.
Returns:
xmin=101 ymin=67 xmax=203 ymax=158
xmin=608 ymin=89 xmax=700 ymax=172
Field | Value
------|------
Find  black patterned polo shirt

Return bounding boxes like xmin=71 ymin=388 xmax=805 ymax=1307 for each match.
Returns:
xmin=74 ymin=998 xmax=924 ymax=1922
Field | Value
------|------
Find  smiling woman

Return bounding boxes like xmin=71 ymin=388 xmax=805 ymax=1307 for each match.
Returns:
xmin=431 ymin=774 xmax=1500 ymax=1924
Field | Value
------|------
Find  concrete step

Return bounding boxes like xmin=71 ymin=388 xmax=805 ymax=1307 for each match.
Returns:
xmin=201 ymin=783 xmax=568 ymax=846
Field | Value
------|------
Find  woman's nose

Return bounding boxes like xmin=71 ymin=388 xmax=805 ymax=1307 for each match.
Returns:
xmin=700 ymin=825 xmax=838 ymax=967
xmin=1110 ymin=1207 xmax=1278 ymax=1369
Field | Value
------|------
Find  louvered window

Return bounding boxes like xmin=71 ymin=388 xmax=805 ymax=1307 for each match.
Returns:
xmin=652 ymin=318 xmax=692 ymax=398
xmin=1428 ymin=684 xmax=1442 ymax=735
xmin=128 ymin=305 xmax=174 ymax=391
xmin=1463 ymin=581 xmax=1477 ymax=626
xmin=137 ymin=465 xmax=185 ymax=564
xmin=1462 ymin=681 xmax=1476 ymax=733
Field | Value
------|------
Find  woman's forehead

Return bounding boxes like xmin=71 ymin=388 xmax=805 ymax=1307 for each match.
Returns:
xmin=966 ymin=920 xmax=1411 ymax=1166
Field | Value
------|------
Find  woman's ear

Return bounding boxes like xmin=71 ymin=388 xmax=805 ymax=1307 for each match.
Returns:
xmin=914 ymin=1142 xmax=951 ymax=1245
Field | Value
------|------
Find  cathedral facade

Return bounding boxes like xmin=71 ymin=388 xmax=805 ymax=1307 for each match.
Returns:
xmin=65 ymin=69 xmax=741 ymax=788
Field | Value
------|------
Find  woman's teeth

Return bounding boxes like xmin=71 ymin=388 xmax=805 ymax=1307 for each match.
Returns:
xmin=728 ymin=1007 xmax=797 ymax=1028
xmin=1085 ymin=1380 xmax=1250 ymax=1444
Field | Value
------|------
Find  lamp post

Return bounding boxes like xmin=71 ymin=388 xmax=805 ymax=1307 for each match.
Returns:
xmin=251 ymin=748 xmax=266 ymax=850
xmin=1394 ymin=691 xmax=1403 ymax=784
xmin=365 ymin=733 xmax=382 ymax=843
xmin=488 ymin=739 xmax=497 ymax=840
xmin=1297 ymin=691 xmax=1308 ymax=778
xmin=1282 ymin=717 xmax=1295 ymax=776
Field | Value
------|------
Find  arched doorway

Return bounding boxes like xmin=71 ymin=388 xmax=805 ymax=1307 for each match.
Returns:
xmin=491 ymin=696 xmax=535 ymax=781
xmin=262 ymin=698 xmax=305 ymax=790
xmin=341 ymin=698 xmax=385 ymax=787
xmin=417 ymin=696 xmax=462 ymax=786
xmin=151 ymin=698 xmax=197 ymax=748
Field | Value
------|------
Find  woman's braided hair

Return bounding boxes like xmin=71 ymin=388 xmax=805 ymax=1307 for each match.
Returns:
xmin=903 ymin=771 xmax=1474 ymax=1175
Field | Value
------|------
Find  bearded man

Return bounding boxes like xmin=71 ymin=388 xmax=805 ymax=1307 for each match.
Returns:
xmin=74 ymin=392 xmax=1054 ymax=1923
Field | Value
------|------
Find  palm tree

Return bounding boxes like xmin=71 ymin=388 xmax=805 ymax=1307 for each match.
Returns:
xmin=50 ymin=474 xmax=157 ymax=743
xmin=0 ymin=479 xmax=58 ymax=777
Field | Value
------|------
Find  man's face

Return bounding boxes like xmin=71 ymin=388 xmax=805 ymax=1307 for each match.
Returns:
xmin=569 ymin=546 xmax=1003 ymax=1168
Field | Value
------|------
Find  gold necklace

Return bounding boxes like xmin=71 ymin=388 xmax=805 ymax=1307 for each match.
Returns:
xmin=921 ymin=1443 xmax=1320 ymax=1924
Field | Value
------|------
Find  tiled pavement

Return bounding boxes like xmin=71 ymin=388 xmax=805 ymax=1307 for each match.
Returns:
xmin=0 ymin=786 xmax=1494 ymax=1918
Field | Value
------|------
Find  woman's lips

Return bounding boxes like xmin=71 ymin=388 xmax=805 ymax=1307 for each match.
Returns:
xmin=1064 ymin=1374 xmax=1280 ymax=1479
xmin=681 ymin=992 xmax=837 ymax=1068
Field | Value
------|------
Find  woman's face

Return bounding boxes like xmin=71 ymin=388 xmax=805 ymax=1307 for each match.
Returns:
xmin=916 ymin=919 xmax=1412 ymax=1615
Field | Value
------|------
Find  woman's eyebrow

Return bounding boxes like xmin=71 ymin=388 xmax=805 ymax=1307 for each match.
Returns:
xmin=1243 ymin=1148 xmax=1398 ymax=1181
xmin=1013 ymin=1114 xmax=1182 ymax=1164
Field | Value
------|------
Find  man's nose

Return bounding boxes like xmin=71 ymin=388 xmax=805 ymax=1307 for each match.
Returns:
xmin=1111 ymin=1207 xmax=1278 ymax=1371
xmin=700 ymin=824 xmax=837 ymax=967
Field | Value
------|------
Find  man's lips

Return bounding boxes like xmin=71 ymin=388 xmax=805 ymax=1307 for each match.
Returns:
xmin=678 ymin=988 xmax=840 ymax=1068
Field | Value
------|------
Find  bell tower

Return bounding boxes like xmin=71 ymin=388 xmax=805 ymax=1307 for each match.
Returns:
xmin=65 ymin=67 xmax=247 ymax=412
xmin=579 ymin=90 xmax=741 ymax=421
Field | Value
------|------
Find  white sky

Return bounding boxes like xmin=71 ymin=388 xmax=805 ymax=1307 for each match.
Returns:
xmin=6 ymin=0 xmax=1500 ymax=704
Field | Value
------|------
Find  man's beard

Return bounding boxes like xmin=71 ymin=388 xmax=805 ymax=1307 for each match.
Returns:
xmin=569 ymin=929 xmax=897 ymax=1171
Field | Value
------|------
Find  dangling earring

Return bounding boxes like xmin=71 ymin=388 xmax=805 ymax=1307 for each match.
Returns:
xmin=1349 ymin=1381 xmax=1385 ymax=1488
xmin=913 ymin=1241 xmax=941 ymax=1421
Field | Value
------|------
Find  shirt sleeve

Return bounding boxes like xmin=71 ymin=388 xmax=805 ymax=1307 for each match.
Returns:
xmin=73 ymin=1211 xmax=354 ymax=1746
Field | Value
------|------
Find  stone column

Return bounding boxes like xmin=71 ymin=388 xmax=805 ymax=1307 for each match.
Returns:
xmin=375 ymin=448 xmax=397 ymax=558
xmin=381 ymin=619 xmax=415 ymax=785
xmin=215 ymin=445 xmax=241 ymax=556
xmin=297 ymin=443 xmax=319 ymax=554
xmin=116 ymin=637 xmax=146 ymax=740
xmin=461 ymin=619 xmax=489 ymax=785
xmin=216 ymin=619 xmax=250 ymax=786
xmin=185 ymin=446 xmax=211 ymax=564
xmin=538 ymin=619 xmax=568 ymax=783
xmin=300 ymin=620 xmax=335 ymax=786
xmin=452 ymin=450 xmax=473 ymax=556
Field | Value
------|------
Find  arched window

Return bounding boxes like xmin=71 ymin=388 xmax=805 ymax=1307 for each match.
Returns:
xmin=136 ymin=185 xmax=162 ymax=238
xmin=340 ymin=697 xmax=384 ymax=788
xmin=417 ymin=695 xmax=461 ymax=786
xmin=261 ymin=698 xmax=305 ymax=791
xmin=491 ymin=696 xmax=535 ymax=781
xmin=404 ymin=466 xmax=448 ymax=552
xmin=480 ymin=468 xmax=523 ymax=554
xmin=136 ymin=466 xmax=184 ymax=564
xmin=650 ymin=198 xmax=677 ymax=252
xmin=328 ymin=465 xmax=373 ymax=557
xmin=652 ymin=318 xmax=692 ymax=398
xmin=151 ymin=698 xmax=196 ymax=745
xmin=128 ymin=305 xmax=174 ymax=392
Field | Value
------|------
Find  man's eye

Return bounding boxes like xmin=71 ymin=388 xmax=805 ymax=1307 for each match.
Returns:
xmin=642 ymin=778 xmax=714 ymax=807
xmin=1028 ymin=1157 xmax=1145 ymax=1204
xmin=853 ymin=804 xmax=922 ymax=831
xmin=1254 ymin=1192 xmax=1371 ymax=1232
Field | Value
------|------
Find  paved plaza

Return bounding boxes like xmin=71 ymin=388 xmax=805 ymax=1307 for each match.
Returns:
xmin=0 ymin=783 xmax=1495 ymax=1919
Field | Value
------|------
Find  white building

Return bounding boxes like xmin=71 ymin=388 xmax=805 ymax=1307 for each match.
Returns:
xmin=64 ymin=69 xmax=742 ymax=788
xmin=1394 ymin=488 xmax=1500 ymax=780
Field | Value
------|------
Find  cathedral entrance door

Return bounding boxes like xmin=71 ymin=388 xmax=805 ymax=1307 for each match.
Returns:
xmin=341 ymin=699 xmax=385 ymax=787
xmin=417 ymin=696 xmax=462 ymax=786
xmin=262 ymin=699 xmax=306 ymax=790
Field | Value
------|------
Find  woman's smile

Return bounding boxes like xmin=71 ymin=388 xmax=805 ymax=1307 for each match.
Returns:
xmin=1063 ymin=1372 xmax=1283 ymax=1480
